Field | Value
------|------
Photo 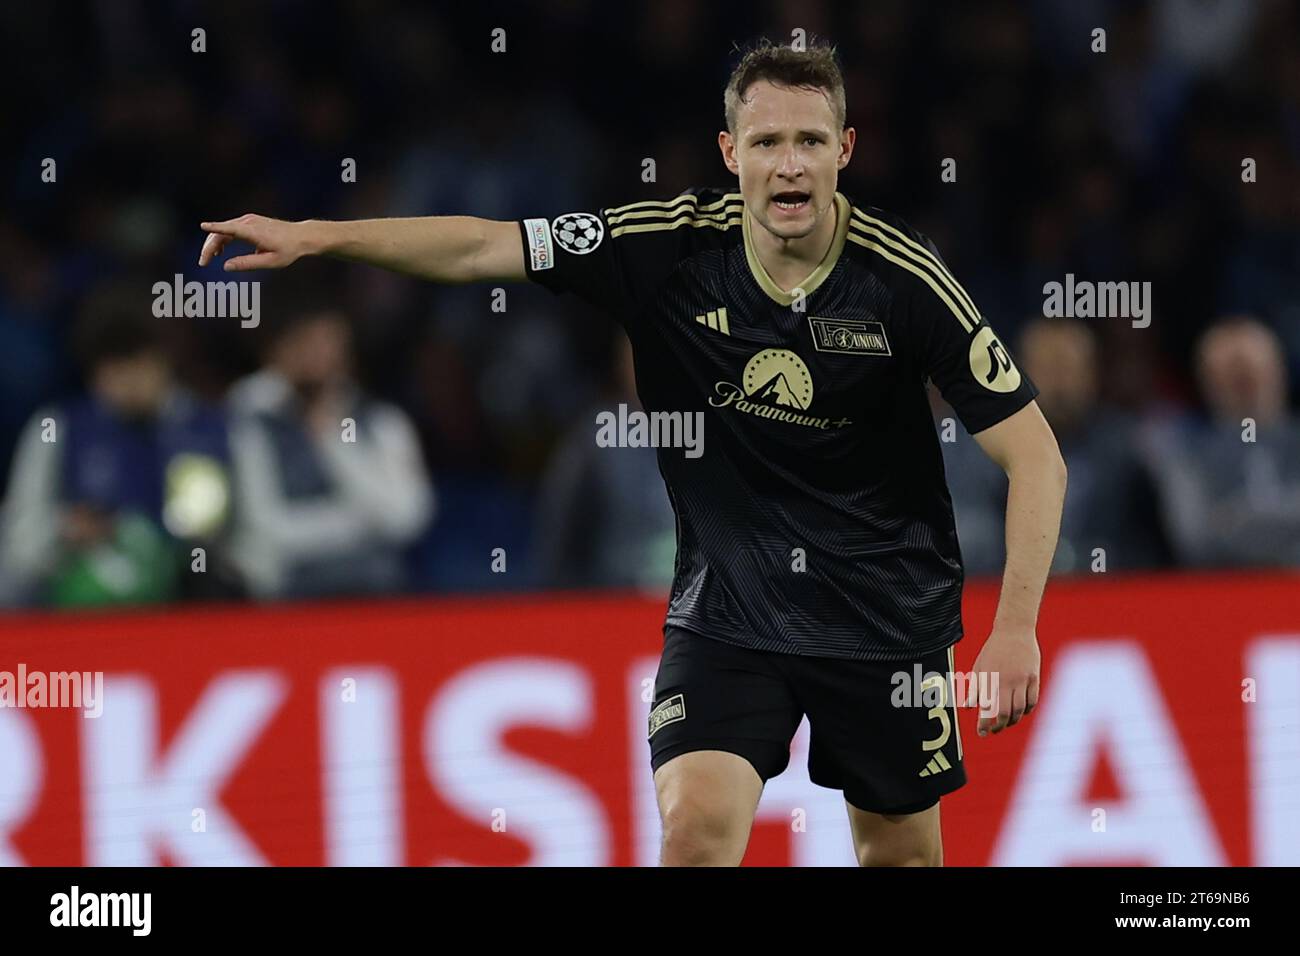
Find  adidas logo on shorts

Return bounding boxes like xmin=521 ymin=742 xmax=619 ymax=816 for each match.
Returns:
xmin=919 ymin=751 xmax=953 ymax=777
xmin=648 ymin=694 xmax=686 ymax=738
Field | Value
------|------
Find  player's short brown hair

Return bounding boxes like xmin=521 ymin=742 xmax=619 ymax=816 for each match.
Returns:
xmin=723 ymin=38 xmax=846 ymax=133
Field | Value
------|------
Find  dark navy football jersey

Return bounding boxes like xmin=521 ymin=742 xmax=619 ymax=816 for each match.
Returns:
xmin=518 ymin=188 xmax=1038 ymax=660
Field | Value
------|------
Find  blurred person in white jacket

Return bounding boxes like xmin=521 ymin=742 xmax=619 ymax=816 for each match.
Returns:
xmin=227 ymin=284 xmax=434 ymax=599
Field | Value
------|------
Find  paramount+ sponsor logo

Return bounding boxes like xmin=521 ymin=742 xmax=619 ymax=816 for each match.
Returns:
xmin=647 ymin=694 xmax=686 ymax=738
xmin=709 ymin=348 xmax=853 ymax=430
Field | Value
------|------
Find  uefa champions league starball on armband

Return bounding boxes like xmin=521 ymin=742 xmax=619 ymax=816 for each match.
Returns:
xmin=552 ymin=212 xmax=604 ymax=254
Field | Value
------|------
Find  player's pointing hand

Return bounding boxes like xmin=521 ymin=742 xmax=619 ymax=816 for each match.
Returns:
xmin=198 ymin=214 xmax=311 ymax=271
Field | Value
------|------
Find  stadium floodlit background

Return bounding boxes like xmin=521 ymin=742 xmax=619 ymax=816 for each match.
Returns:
xmin=0 ymin=0 xmax=1297 ymax=867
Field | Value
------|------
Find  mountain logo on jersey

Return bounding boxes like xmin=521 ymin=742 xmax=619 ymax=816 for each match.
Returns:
xmin=552 ymin=212 xmax=604 ymax=254
xmin=809 ymin=317 xmax=891 ymax=356
xmin=969 ymin=326 xmax=1022 ymax=393
xmin=709 ymin=348 xmax=853 ymax=430
xmin=743 ymin=349 xmax=813 ymax=410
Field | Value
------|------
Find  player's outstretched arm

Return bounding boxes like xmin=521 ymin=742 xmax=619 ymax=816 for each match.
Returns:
xmin=198 ymin=214 xmax=526 ymax=283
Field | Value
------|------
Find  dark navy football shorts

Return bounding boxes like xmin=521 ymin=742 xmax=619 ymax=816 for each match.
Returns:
xmin=647 ymin=625 xmax=967 ymax=814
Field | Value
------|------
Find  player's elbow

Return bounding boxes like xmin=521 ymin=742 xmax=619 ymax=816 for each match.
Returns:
xmin=1031 ymin=445 xmax=1067 ymax=492
xmin=461 ymin=218 xmax=523 ymax=284
xmin=1042 ymin=449 xmax=1068 ymax=504
xmin=457 ymin=221 xmax=492 ymax=283
xmin=1020 ymin=413 xmax=1067 ymax=488
xmin=1003 ymin=436 xmax=1066 ymax=492
xmin=1035 ymin=440 xmax=1067 ymax=485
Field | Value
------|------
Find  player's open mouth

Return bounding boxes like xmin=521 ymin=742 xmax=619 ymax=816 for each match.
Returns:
xmin=771 ymin=191 xmax=811 ymax=215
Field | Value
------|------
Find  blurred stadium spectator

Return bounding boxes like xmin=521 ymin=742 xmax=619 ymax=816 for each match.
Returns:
xmin=0 ymin=286 xmax=236 ymax=606
xmin=225 ymin=271 xmax=434 ymax=598
xmin=534 ymin=334 xmax=676 ymax=590
xmin=1021 ymin=318 xmax=1170 ymax=572
xmin=940 ymin=318 xmax=1171 ymax=576
xmin=1145 ymin=316 xmax=1300 ymax=567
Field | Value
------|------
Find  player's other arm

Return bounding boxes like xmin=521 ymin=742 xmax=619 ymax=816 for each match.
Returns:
xmin=895 ymin=218 xmax=1063 ymax=739
xmin=971 ymin=402 xmax=1066 ymax=735
xmin=197 ymin=214 xmax=526 ymax=283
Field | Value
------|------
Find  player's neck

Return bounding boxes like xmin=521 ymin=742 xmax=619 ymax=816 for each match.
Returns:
xmin=751 ymin=197 xmax=840 ymax=293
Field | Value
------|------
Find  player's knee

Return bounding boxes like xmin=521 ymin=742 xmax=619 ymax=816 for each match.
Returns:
xmin=659 ymin=797 xmax=745 ymax=866
xmin=856 ymin=842 xmax=941 ymax=867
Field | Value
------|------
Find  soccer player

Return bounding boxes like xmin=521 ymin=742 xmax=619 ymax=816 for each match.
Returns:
xmin=199 ymin=39 xmax=1066 ymax=867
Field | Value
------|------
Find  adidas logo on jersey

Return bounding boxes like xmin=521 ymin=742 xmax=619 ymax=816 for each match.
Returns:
xmin=695 ymin=308 xmax=730 ymax=335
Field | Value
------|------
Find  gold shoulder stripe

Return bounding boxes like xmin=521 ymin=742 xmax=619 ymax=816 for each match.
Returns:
xmin=605 ymin=192 xmax=743 ymax=217
xmin=846 ymin=229 xmax=975 ymax=333
xmin=851 ymin=208 xmax=980 ymax=322
xmin=607 ymin=201 xmax=743 ymax=226
xmin=850 ymin=209 xmax=980 ymax=327
xmin=610 ymin=215 xmax=742 ymax=238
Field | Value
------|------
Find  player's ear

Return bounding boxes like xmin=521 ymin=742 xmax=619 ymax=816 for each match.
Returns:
xmin=837 ymin=126 xmax=856 ymax=171
xmin=718 ymin=130 xmax=740 ymax=176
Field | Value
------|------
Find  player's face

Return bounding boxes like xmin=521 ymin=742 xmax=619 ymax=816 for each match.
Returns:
xmin=719 ymin=80 xmax=854 ymax=241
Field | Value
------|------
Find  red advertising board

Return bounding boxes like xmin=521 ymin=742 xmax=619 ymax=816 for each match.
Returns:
xmin=0 ymin=574 xmax=1296 ymax=866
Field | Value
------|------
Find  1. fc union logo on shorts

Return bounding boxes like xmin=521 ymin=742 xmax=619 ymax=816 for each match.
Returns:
xmin=648 ymin=694 xmax=686 ymax=738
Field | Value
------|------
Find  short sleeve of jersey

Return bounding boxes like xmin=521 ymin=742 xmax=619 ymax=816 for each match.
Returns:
xmin=518 ymin=193 xmax=715 ymax=320
xmin=902 ymin=232 xmax=1038 ymax=435
xmin=518 ymin=210 xmax=629 ymax=314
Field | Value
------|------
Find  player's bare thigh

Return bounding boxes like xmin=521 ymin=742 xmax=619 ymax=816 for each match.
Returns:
xmin=846 ymin=799 xmax=944 ymax=867
xmin=654 ymin=750 xmax=764 ymax=866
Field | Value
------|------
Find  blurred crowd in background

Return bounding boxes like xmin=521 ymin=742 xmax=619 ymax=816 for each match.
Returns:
xmin=1 ymin=0 xmax=1298 ymax=609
